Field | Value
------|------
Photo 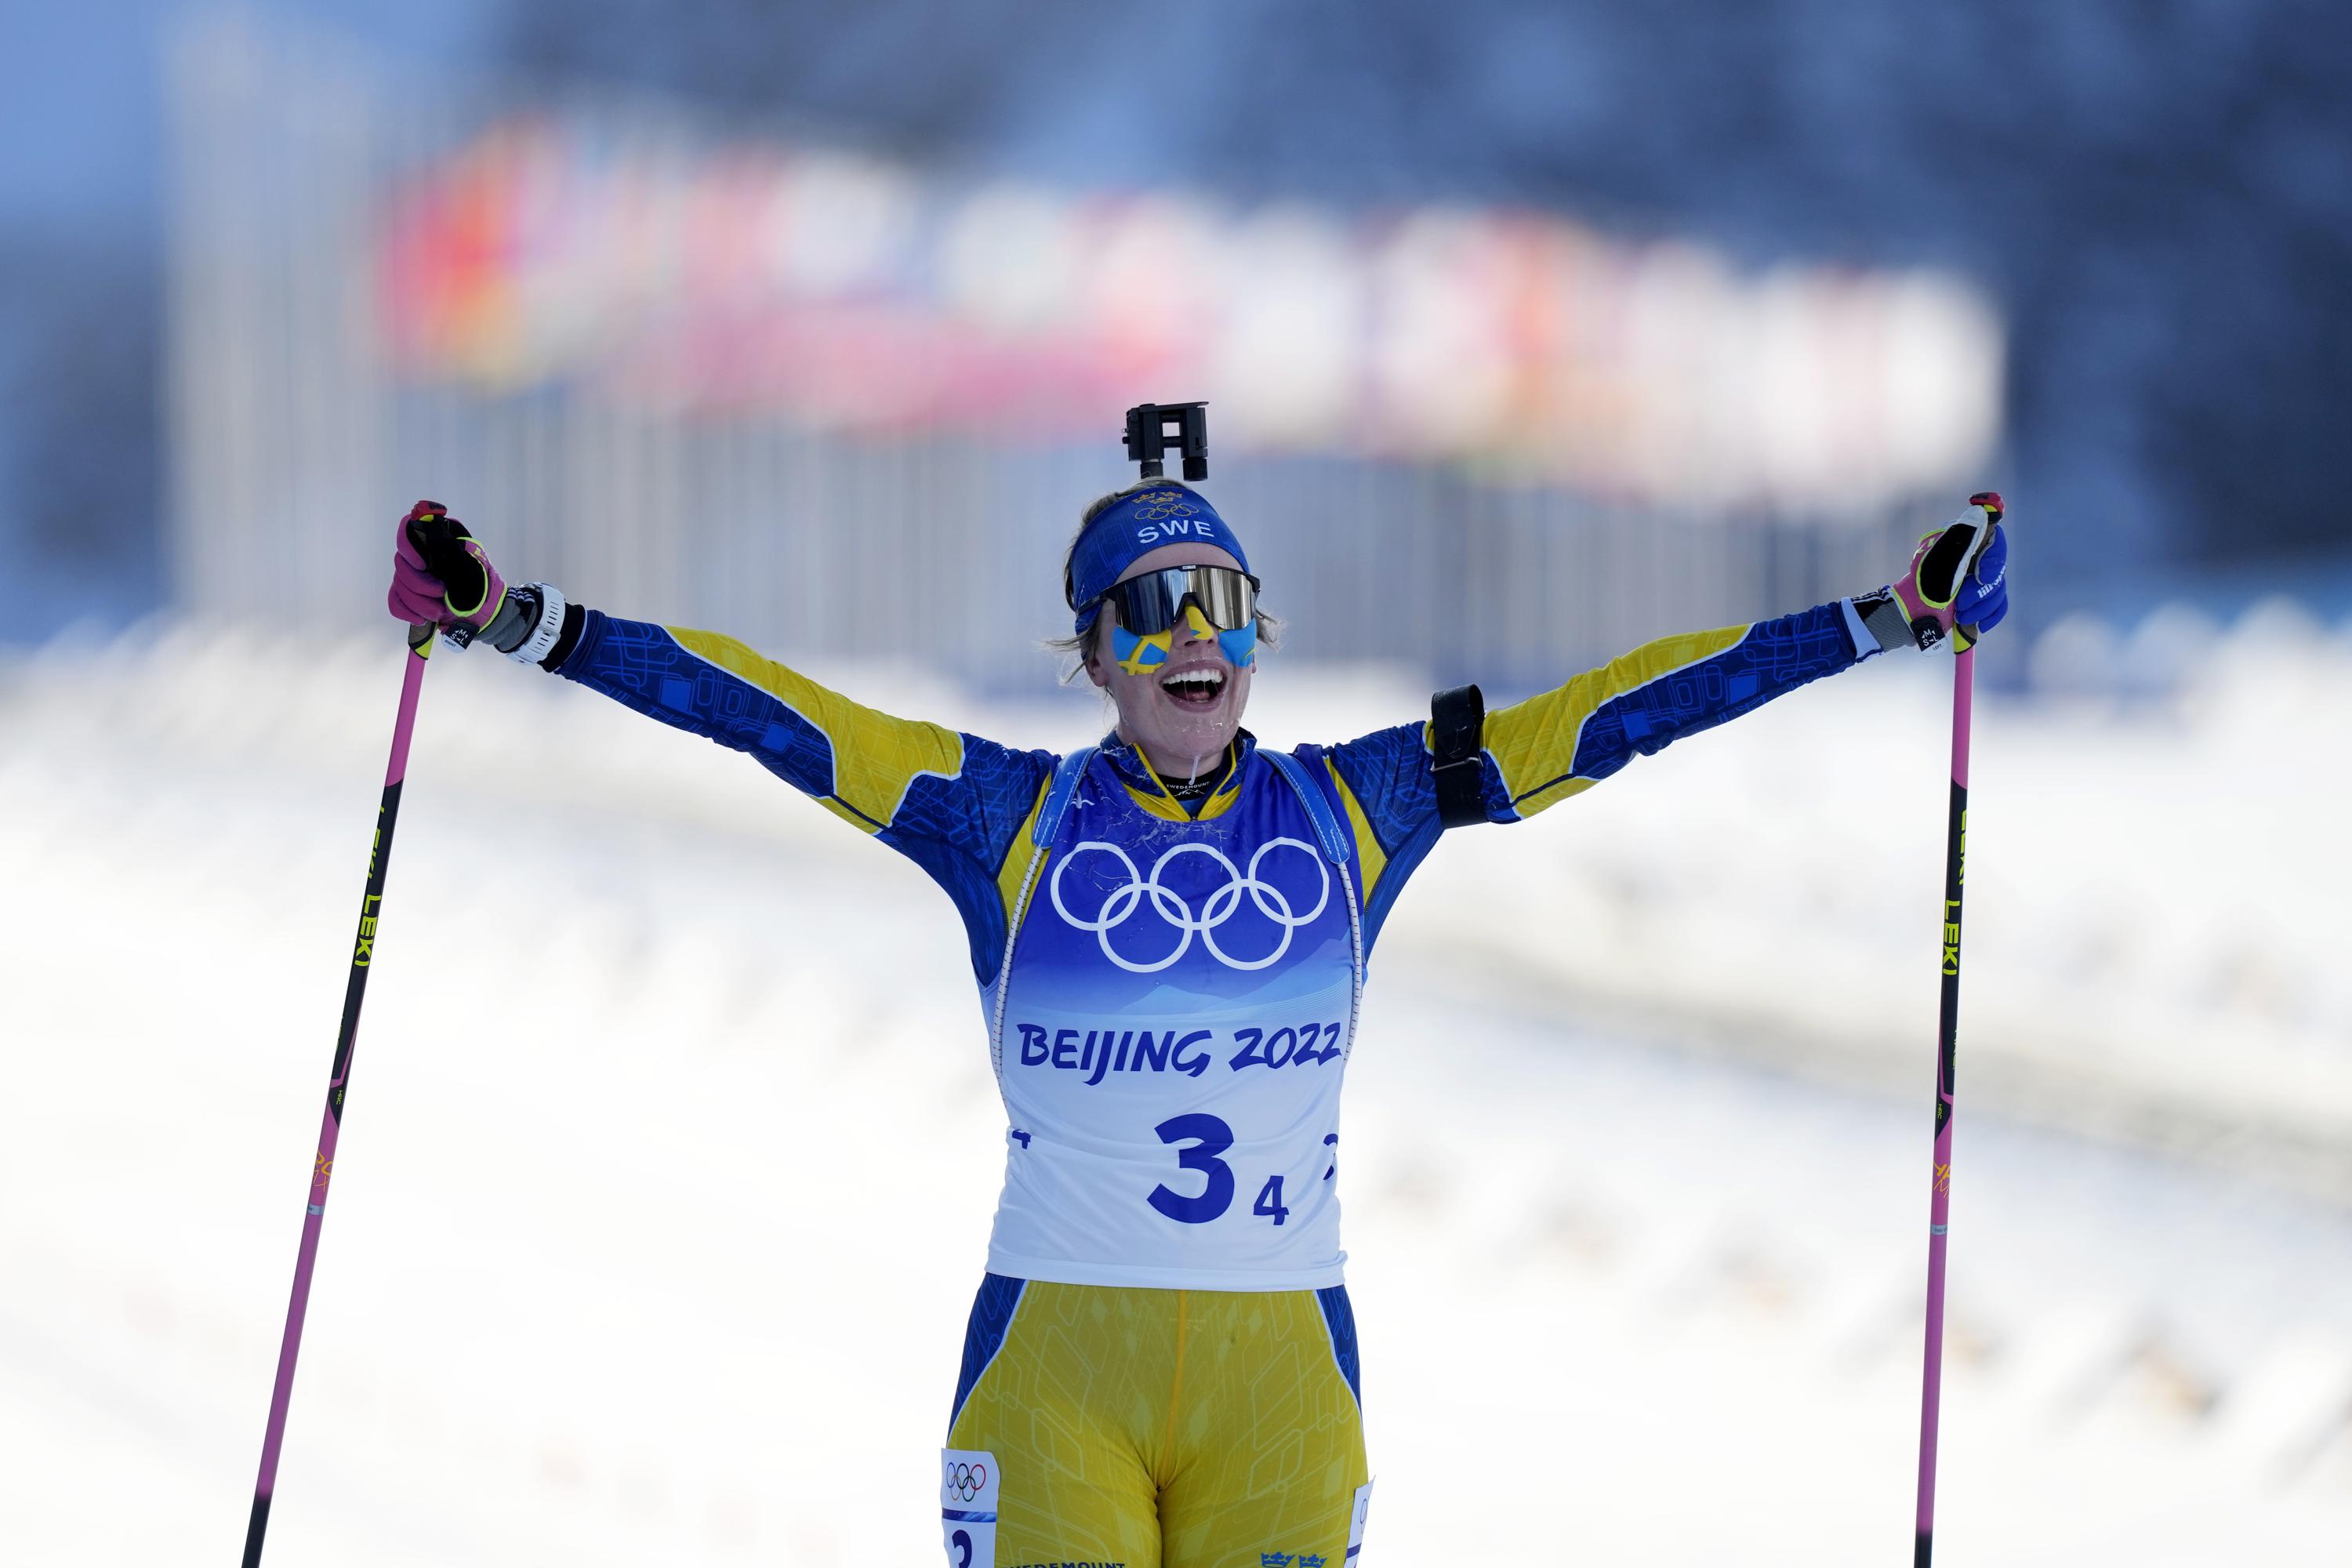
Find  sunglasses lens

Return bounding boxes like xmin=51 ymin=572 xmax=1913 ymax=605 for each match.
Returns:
xmin=1105 ymin=572 xmax=1179 ymax=635
xmin=1103 ymin=568 xmax=1255 ymax=636
xmin=1189 ymin=568 xmax=1254 ymax=630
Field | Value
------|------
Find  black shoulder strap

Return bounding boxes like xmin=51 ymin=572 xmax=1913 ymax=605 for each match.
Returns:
xmin=1430 ymin=683 xmax=1487 ymax=829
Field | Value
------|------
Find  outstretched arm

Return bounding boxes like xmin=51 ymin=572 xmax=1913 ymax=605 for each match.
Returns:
xmin=1474 ymin=598 xmax=1865 ymax=822
xmin=1310 ymin=601 xmax=1864 ymax=952
xmin=1478 ymin=501 xmax=2010 ymax=821
xmin=1315 ymin=503 xmax=2010 ymax=949
xmin=553 ymin=610 xmax=980 ymax=831
xmin=387 ymin=503 xmax=1054 ymax=983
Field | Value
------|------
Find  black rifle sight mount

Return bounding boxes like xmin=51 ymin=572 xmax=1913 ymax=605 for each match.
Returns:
xmin=1123 ymin=401 xmax=1208 ymax=482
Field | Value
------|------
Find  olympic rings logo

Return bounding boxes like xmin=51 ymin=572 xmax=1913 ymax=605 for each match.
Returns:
xmin=944 ymin=1460 xmax=988 ymax=1501
xmin=1050 ymin=838 xmax=1329 ymax=974
xmin=1127 ymin=488 xmax=1197 ymax=521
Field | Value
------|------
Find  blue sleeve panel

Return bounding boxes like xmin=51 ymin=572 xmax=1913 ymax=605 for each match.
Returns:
xmin=1324 ymin=598 xmax=1866 ymax=953
xmin=1319 ymin=722 xmax=1446 ymax=956
xmin=556 ymin=610 xmax=1055 ymax=985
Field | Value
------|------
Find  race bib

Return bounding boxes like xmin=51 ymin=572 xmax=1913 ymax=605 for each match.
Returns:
xmin=940 ymin=1447 xmax=999 ymax=1568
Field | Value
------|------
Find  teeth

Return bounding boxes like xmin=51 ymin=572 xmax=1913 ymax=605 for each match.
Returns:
xmin=1160 ymin=669 xmax=1225 ymax=695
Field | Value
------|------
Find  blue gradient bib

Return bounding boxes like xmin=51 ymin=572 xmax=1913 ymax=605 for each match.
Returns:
xmin=982 ymin=746 xmax=1360 ymax=1289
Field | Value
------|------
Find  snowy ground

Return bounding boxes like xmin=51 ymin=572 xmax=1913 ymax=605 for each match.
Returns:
xmin=3 ymin=622 xmax=2349 ymax=1563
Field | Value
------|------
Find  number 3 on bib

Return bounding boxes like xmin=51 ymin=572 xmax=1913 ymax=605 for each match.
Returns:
xmin=1148 ymin=1113 xmax=1236 ymax=1223
xmin=1145 ymin=1113 xmax=1295 ymax=1227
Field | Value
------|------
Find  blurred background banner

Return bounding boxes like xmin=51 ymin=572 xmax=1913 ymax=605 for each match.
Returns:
xmin=166 ymin=13 xmax=1996 ymax=689
xmin=6 ymin=3 xmax=2352 ymax=1565
xmin=370 ymin=111 xmax=2000 ymax=501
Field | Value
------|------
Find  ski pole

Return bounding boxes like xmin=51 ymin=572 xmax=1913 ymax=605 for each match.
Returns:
xmin=1913 ymin=492 xmax=2002 ymax=1568
xmin=241 ymin=617 xmax=434 ymax=1566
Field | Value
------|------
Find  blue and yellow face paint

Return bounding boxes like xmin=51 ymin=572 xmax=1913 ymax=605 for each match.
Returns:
xmin=1216 ymin=618 xmax=1256 ymax=670
xmin=1112 ymin=602 xmax=1256 ymax=676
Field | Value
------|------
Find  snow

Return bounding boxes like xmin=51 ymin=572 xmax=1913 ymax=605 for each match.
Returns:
xmin=2 ymin=622 xmax=2347 ymax=1563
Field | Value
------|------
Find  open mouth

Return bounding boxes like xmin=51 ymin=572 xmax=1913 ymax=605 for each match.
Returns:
xmin=1158 ymin=666 xmax=1227 ymax=707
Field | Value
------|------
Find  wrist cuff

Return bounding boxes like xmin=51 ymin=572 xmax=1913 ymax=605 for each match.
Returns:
xmin=541 ymin=601 xmax=586 ymax=670
xmin=504 ymin=582 xmax=568 ymax=664
xmin=1850 ymin=587 xmax=1915 ymax=654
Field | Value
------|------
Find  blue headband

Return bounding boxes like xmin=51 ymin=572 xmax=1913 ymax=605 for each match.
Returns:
xmin=1067 ymin=485 xmax=1250 ymax=633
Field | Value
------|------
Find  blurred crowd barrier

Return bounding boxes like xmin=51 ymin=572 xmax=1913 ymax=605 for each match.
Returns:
xmin=166 ymin=14 xmax=1998 ymax=694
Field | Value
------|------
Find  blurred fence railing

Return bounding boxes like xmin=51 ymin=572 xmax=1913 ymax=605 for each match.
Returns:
xmin=166 ymin=16 xmax=1986 ymax=697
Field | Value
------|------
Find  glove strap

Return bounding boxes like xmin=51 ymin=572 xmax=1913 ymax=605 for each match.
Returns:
xmin=466 ymin=584 xmax=531 ymax=654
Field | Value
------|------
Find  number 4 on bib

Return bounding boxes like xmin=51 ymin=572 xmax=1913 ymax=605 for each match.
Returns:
xmin=1253 ymin=1174 xmax=1290 ymax=1225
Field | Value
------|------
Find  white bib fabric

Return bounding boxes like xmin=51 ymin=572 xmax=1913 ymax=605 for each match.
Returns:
xmin=981 ymin=749 xmax=1361 ymax=1290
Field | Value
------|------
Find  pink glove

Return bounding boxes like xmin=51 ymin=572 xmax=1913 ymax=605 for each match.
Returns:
xmin=1891 ymin=492 xmax=2005 ymax=652
xmin=387 ymin=500 xmax=506 ymax=639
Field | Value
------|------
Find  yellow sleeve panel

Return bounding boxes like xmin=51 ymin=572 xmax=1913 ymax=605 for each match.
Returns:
xmin=667 ymin=626 xmax=967 ymax=833
xmin=562 ymin=611 xmax=1060 ymax=987
xmin=1479 ymin=622 xmax=1751 ymax=820
xmin=1326 ymin=763 xmax=1391 ymax=904
xmin=994 ymin=786 xmax=1051 ymax=933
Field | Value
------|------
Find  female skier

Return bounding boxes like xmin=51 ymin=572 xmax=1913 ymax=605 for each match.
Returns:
xmin=387 ymin=457 xmax=2008 ymax=1568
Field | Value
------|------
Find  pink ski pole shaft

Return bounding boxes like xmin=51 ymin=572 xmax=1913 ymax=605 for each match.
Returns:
xmin=1914 ymin=491 xmax=2002 ymax=1567
xmin=241 ymin=619 xmax=434 ymax=1566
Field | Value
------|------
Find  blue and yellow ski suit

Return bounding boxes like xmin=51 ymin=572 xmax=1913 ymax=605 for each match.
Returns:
xmin=553 ymin=597 xmax=1881 ymax=1567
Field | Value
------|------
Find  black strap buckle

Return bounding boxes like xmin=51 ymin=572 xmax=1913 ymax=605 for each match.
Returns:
xmin=1430 ymin=683 xmax=1486 ymax=829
